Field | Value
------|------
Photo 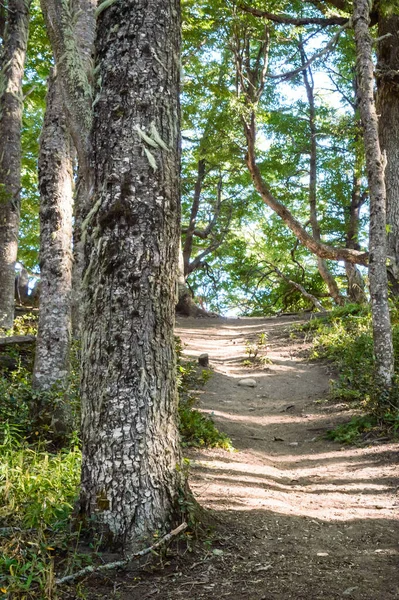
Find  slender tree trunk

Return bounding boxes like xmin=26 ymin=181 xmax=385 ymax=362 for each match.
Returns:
xmin=40 ymin=0 xmax=96 ymax=337
xmin=0 ymin=0 xmax=31 ymax=329
xmin=79 ymin=0 xmax=184 ymax=549
xmin=244 ymin=113 xmax=368 ymax=266
xmin=345 ymin=144 xmax=368 ymax=304
xmin=32 ymin=70 xmax=74 ymax=438
xmin=300 ymin=43 xmax=344 ymax=306
xmin=376 ymin=12 xmax=399 ymax=293
xmin=183 ymin=158 xmax=206 ymax=276
xmin=71 ymin=175 xmax=87 ymax=337
xmin=353 ymin=0 xmax=394 ymax=393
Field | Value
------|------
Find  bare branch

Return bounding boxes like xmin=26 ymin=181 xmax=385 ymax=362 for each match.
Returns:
xmin=56 ymin=522 xmax=188 ymax=586
xmin=239 ymin=5 xmax=348 ymax=27
xmin=268 ymin=22 xmax=350 ymax=81
xmin=269 ymin=263 xmax=326 ymax=311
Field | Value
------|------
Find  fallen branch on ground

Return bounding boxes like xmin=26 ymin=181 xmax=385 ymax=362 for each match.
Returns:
xmin=0 ymin=335 xmax=36 ymax=347
xmin=56 ymin=521 xmax=188 ymax=585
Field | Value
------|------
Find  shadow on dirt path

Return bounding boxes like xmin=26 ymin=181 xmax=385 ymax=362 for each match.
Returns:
xmin=172 ymin=316 xmax=399 ymax=600
xmin=80 ymin=316 xmax=399 ymax=600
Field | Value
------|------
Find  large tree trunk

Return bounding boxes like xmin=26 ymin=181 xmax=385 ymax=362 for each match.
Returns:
xmin=0 ymin=0 xmax=31 ymax=329
xmin=376 ymin=12 xmax=399 ymax=293
xmin=353 ymin=0 xmax=394 ymax=393
xmin=79 ymin=0 xmax=184 ymax=549
xmin=32 ymin=70 xmax=74 ymax=439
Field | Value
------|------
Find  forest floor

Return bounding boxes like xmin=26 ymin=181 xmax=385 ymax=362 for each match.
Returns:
xmin=76 ymin=315 xmax=399 ymax=600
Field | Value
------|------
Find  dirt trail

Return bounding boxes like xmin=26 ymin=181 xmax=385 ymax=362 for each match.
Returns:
xmin=173 ymin=316 xmax=399 ymax=600
xmin=87 ymin=316 xmax=399 ymax=600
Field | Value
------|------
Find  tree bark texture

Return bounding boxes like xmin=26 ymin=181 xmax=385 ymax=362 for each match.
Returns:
xmin=376 ymin=12 xmax=399 ymax=293
xmin=0 ymin=0 xmax=31 ymax=329
xmin=79 ymin=0 xmax=184 ymax=549
xmin=353 ymin=0 xmax=394 ymax=391
xmin=40 ymin=0 xmax=97 ymax=336
xmin=32 ymin=70 xmax=74 ymax=437
xmin=70 ymin=0 xmax=96 ymax=336
xmin=39 ymin=0 xmax=93 ymax=179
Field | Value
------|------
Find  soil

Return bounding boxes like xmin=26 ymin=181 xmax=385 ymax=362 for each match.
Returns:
xmin=68 ymin=316 xmax=399 ymax=600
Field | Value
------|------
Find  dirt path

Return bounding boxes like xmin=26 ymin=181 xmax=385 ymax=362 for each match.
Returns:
xmin=87 ymin=316 xmax=399 ymax=600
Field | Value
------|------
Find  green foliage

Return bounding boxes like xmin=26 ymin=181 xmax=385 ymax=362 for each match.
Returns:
xmin=326 ymin=415 xmax=378 ymax=444
xmin=179 ymin=403 xmax=233 ymax=450
xmin=0 ymin=431 xmax=81 ymax=598
xmin=0 ymin=435 xmax=81 ymax=530
xmin=0 ymin=337 xmax=232 ymax=597
xmin=297 ymin=303 xmax=399 ymax=440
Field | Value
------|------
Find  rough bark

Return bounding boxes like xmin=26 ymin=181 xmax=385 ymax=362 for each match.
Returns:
xmin=32 ymin=70 xmax=74 ymax=438
xmin=300 ymin=44 xmax=345 ymax=306
xmin=70 ymin=0 xmax=96 ymax=336
xmin=39 ymin=0 xmax=97 ymax=336
xmin=0 ymin=0 xmax=31 ymax=329
xmin=79 ymin=0 xmax=184 ymax=549
xmin=39 ymin=0 xmax=93 ymax=179
xmin=353 ymin=0 xmax=394 ymax=391
xmin=376 ymin=12 xmax=399 ymax=293
xmin=71 ymin=175 xmax=88 ymax=337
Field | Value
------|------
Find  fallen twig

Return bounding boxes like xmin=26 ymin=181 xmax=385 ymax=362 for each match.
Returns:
xmin=56 ymin=522 xmax=188 ymax=585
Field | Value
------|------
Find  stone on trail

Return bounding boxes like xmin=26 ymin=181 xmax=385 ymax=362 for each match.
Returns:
xmin=238 ymin=378 xmax=257 ymax=387
xmin=198 ymin=353 xmax=209 ymax=367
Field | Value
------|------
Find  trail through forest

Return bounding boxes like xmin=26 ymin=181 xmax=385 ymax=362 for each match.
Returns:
xmin=83 ymin=316 xmax=399 ymax=600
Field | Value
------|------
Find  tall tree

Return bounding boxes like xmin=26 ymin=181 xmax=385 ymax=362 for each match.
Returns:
xmin=32 ymin=69 xmax=74 ymax=438
xmin=78 ymin=0 xmax=184 ymax=547
xmin=300 ymin=42 xmax=345 ymax=305
xmin=0 ymin=0 xmax=31 ymax=329
xmin=376 ymin=9 xmax=399 ymax=292
xmin=353 ymin=0 xmax=394 ymax=393
xmin=232 ymin=18 xmax=368 ymax=269
xmin=39 ymin=0 xmax=96 ymax=335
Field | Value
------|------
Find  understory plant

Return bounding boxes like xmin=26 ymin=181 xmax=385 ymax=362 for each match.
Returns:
xmin=297 ymin=303 xmax=399 ymax=441
xmin=0 ymin=329 xmax=231 ymax=597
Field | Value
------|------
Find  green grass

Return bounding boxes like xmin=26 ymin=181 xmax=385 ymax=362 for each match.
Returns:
xmin=0 ymin=432 xmax=82 ymax=599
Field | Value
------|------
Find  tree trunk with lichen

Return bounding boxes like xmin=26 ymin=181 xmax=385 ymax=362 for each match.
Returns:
xmin=376 ymin=12 xmax=399 ymax=294
xmin=353 ymin=0 xmax=394 ymax=393
xmin=70 ymin=0 xmax=97 ymax=336
xmin=32 ymin=70 xmax=74 ymax=440
xmin=0 ymin=0 xmax=31 ymax=329
xmin=39 ymin=0 xmax=97 ymax=337
xmin=79 ymin=0 xmax=184 ymax=550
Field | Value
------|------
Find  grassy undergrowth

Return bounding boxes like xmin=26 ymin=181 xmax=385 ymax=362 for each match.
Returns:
xmin=0 ymin=326 xmax=231 ymax=598
xmin=297 ymin=303 xmax=399 ymax=443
